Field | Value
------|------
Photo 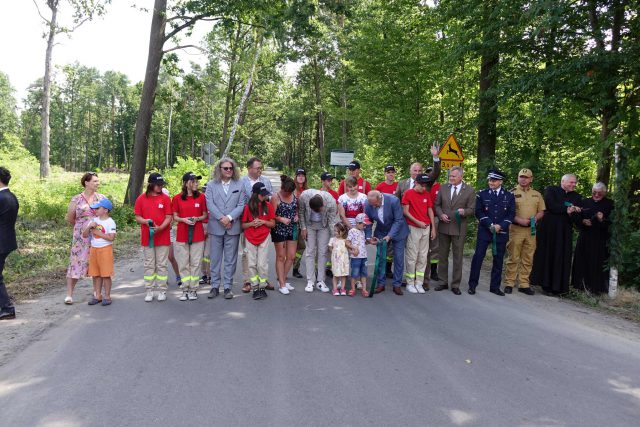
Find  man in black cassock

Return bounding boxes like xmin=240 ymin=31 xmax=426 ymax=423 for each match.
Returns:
xmin=571 ymin=182 xmax=614 ymax=294
xmin=530 ymin=174 xmax=582 ymax=294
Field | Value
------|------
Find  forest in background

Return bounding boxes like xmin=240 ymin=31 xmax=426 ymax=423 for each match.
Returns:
xmin=0 ymin=0 xmax=638 ymax=289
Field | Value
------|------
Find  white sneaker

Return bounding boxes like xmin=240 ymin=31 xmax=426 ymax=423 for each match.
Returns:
xmin=285 ymin=283 xmax=295 ymax=291
xmin=316 ymin=281 xmax=330 ymax=293
xmin=157 ymin=291 xmax=167 ymax=301
xmin=305 ymin=281 xmax=314 ymax=292
xmin=188 ymin=291 xmax=198 ymax=300
xmin=416 ymin=284 xmax=426 ymax=294
xmin=407 ymin=284 xmax=418 ymax=294
xmin=144 ymin=290 xmax=154 ymax=302
xmin=355 ymin=281 xmax=363 ymax=290
xmin=179 ymin=291 xmax=188 ymax=301
xmin=279 ymin=286 xmax=290 ymax=295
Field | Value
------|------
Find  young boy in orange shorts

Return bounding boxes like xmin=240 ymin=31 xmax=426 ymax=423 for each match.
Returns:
xmin=83 ymin=198 xmax=116 ymax=306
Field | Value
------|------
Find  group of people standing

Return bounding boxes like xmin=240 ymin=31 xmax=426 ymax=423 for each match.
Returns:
xmin=0 ymin=152 xmax=614 ymax=321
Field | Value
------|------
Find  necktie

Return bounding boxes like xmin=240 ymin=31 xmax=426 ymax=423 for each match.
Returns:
xmin=452 ymin=186 xmax=458 ymax=200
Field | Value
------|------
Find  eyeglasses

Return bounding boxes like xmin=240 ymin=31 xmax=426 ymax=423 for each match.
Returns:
xmin=252 ymin=166 xmax=263 ymax=170
xmin=221 ymin=166 xmax=234 ymax=171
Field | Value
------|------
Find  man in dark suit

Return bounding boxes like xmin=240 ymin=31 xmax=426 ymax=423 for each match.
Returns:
xmin=0 ymin=167 xmax=19 ymax=320
xmin=467 ymin=170 xmax=516 ymax=295
xmin=434 ymin=166 xmax=476 ymax=295
xmin=364 ymin=191 xmax=409 ymax=295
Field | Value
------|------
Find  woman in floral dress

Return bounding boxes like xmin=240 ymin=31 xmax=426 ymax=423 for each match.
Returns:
xmin=65 ymin=172 xmax=105 ymax=304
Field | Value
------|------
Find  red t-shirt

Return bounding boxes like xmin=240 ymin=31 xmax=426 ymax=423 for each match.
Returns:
xmin=321 ymin=188 xmax=339 ymax=202
xmin=242 ymin=203 xmax=276 ymax=246
xmin=134 ymin=193 xmax=173 ymax=246
xmin=376 ymin=181 xmax=398 ymax=195
xmin=430 ymin=182 xmax=441 ymax=205
xmin=172 ymin=193 xmax=207 ymax=243
xmin=401 ymin=188 xmax=432 ymax=227
xmin=338 ymin=177 xmax=372 ymax=196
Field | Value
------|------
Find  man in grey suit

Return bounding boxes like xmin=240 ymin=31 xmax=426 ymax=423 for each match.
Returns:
xmin=394 ymin=145 xmax=441 ymax=200
xmin=239 ymin=157 xmax=274 ymax=293
xmin=206 ymin=158 xmax=245 ymax=299
xmin=433 ymin=166 xmax=475 ymax=295
xmin=298 ymin=189 xmax=339 ymax=293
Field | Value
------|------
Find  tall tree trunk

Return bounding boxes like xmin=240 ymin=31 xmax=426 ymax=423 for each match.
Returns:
xmin=223 ymin=35 xmax=262 ymax=158
xmin=40 ymin=0 xmax=58 ymax=179
xmin=166 ymin=101 xmax=173 ymax=168
xmin=125 ymin=0 xmax=167 ymax=204
xmin=220 ymin=24 xmax=242 ymax=157
xmin=312 ymin=56 xmax=325 ymax=168
xmin=476 ymin=3 xmax=499 ymax=184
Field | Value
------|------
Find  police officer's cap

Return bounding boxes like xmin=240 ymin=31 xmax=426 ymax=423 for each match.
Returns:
xmin=487 ymin=169 xmax=506 ymax=181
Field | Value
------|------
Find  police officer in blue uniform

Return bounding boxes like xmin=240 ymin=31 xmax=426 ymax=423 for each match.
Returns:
xmin=467 ymin=170 xmax=515 ymax=296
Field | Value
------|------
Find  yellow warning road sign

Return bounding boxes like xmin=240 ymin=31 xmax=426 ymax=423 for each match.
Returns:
xmin=438 ymin=134 xmax=464 ymax=161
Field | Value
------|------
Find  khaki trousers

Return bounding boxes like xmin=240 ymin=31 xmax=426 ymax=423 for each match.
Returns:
xmin=246 ymin=237 xmax=271 ymax=287
xmin=504 ymin=228 xmax=536 ymax=288
xmin=437 ymin=232 xmax=466 ymax=289
xmin=174 ymin=241 xmax=205 ymax=290
xmin=404 ymin=225 xmax=431 ymax=286
xmin=143 ymin=245 xmax=170 ymax=290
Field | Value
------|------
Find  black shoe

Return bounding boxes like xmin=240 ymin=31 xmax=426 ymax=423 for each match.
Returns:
xmin=0 ymin=306 xmax=16 ymax=320
xmin=490 ymin=288 xmax=505 ymax=296
xmin=518 ymin=287 xmax=535 ymax=295
xmin=422 ymin=282 xmax=430 ymax=291
xmin=224 ymin=289 xmax=233 ymax=299
xmin=260 ymin=288 xmax=268 ymax=299
xmin=385 ymin=262 xmax=394 ymax=279
xmin=325 ymin=268 xmax=333 ymax=278
xmin=430 ymin=264 xmax=440 ymax=281
xmin=451 ymin=288 xmax=461 ymax=295
xmin=207 ymin=287 xmax=219 ymax=299
xmin=468 ymin=288 xmax=476 ymax=295
xmin=434 ymin=284 xmax=449 ymax=292
xmin=292 ymin=268 xmax=303 ymax=279
xmin=199 ymin=275 xmax=210 ymax=285
xmin=504 ymin=286 xmax=513 ymax=294
xmin=252 ymin=288 xmax=262 ymax=300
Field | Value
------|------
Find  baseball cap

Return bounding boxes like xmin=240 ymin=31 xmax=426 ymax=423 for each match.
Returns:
xmin=487 ymin=169 xmax=506 ymax=180
xmin=347 ymin=160 xmax=361 ymax=170
xmin=320 ymin=172 xmax=334 ymax=181
xmin=296 ymin=168 xmax=306 ymax=176
xmin=90 ymin=198 xmax=113 ymax=211
xmin=182 ymin=171 xmax=202 ymax=182
xmin=384 ymin=164 xmax=396 ymax=172
xmin=148 ymin=172 xmax=166 ymax=185
xmin=355 ymin=213 xmax=372 ymax=225
xmin=518 ymin=168 xmax=533 ymax=178
xmin=415 ymin=173 xmax=432 ymax=184
xmin=252 ymin=182 xmax=271 ymax=196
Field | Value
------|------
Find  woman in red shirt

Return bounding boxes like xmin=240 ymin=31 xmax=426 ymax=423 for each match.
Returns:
xmin=134 ymin=173 xmax=173 ymax=302
xmin=242 ymin=182 xmax=276 ymax=299
xmin=172 ymin=172 xmax=208 ymax=301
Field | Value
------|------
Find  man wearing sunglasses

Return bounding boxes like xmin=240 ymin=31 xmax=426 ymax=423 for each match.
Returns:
xmin=205 ymin=158 xmax=245 ymax=300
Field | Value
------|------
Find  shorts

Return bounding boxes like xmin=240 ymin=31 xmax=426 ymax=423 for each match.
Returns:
xmin=271 ymin=231 xmax=295 ymax=243
xmin=350 ymin=257 xmax=368 ymax=279
xmin=88 ymin=245 xmax=114 ymax=277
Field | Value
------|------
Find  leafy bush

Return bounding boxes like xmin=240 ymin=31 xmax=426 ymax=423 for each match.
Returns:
xmin=161 ymin=156 xmax=212 ymax=196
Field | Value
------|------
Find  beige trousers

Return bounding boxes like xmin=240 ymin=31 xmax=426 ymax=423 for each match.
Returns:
xmin=246 ymin=236 xmax=271 ymax=287
xmin=143 ymin=245 xmax=170 ymax=290
xmin=404 ymin=225 xmax=431 ymax=286
xmin=174 ymin=241 xmax=205 ymax=290
xmin=504 ymin=228 xmax=536 ymax=288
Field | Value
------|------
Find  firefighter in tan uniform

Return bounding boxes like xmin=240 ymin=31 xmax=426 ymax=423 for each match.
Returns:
xmin=504 ymin=169 xmax=545 ymax=295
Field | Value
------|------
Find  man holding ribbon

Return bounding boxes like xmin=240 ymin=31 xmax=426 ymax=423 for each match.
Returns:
xmin=467 ymin=170 xmax=515 ymax=296
xmin=503 ymin=169 xmax=545 ymax=295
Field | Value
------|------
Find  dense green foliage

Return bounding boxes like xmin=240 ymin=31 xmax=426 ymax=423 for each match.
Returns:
xmin=1 ymin=0 xmax=638 ymax=288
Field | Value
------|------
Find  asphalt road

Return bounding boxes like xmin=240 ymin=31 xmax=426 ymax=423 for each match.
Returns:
xmin=2 ymin=171 xmax=639 ymax=426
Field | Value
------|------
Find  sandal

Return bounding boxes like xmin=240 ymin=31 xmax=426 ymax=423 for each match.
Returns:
xmin=362 ymin=289 xmax=370 ymax=298
xmin=348 ymin=289 xmax=356 ymax=297
xmin=64 ymin=296 xmax=73 ymax=305
xmin=88 ymin=298 xmax=102 ymax=306
xmin=101 ymin=298 xmax=112 ymax=306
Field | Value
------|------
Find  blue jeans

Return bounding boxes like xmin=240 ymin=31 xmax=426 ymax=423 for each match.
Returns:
xmin=350 ymin=257 xmax=368 ymax=278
